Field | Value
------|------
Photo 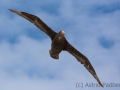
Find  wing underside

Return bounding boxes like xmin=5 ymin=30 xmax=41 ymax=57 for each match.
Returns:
xmin=63 ymin=39 xmax=103 ymax=87
xmin=9 ymin=9 xmax=57 ymax=40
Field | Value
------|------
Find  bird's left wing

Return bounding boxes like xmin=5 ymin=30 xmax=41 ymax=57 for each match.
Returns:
xmin=63 ymin=39 xmax=103 ymax=87
xmin=9 ymin=9 xmax=57 ymax=40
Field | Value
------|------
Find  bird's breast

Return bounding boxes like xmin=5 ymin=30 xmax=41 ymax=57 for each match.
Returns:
xmin=52 ymin=35 xmax=65 ymax=50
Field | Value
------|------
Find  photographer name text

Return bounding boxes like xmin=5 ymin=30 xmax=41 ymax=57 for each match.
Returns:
xmin=76 ymin=82 xmax=120 ymax=89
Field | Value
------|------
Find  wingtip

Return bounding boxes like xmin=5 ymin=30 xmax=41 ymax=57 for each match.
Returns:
xmin=99 ymin=82 xmax=104 ymax=87
xmin=97 ymin=78 xmax=103 ymax=87
xmin=9 ymin=9 xmax=15 ymax=12
xmin=94 ymin=74 xmax=103 ymax=87
xmin=9 ymin=9 xmax=22 ymax=16
xmin=96 ymin=78 xmax=104 ymax=88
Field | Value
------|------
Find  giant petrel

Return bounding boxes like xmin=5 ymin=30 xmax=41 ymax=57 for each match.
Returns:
xmin=9 ymin=9 xmax=103 ymax=87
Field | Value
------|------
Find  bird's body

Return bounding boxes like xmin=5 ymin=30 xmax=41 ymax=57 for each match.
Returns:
xmin=49 ymin=31 xmax=66 ymax=59
xmin=9 ymin=9 xmax=103 ymax=87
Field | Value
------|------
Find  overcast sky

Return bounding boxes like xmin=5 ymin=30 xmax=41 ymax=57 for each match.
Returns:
xmin=0 ymin=0 xmax=120 ymax=90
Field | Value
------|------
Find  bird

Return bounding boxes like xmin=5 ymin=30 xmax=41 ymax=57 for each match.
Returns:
xmin=9 ymin=9 xmax=103 ymax=87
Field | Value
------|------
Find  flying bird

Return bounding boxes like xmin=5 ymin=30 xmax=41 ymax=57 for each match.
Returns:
xmin=9 ymin=9 xmax=103 ymax=87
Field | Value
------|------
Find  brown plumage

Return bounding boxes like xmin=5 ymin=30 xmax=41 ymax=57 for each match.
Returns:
xmin=9 ymin=9 xmax=103 ymax=87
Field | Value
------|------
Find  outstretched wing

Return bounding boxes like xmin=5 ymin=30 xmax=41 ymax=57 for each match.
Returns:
xmin=9 ymin=9 xmax=57 ymax=40
xmin=63 ymin=39 xmax=103 ymax=87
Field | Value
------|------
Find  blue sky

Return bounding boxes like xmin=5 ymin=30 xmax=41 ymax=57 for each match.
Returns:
xmin=0 ymin=0 xmax=120 ymax=90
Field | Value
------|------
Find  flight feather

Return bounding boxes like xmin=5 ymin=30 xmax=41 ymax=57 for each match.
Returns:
xmin=63 ymin=39 xmax=103 ymax=87
xmin=9 ymin=9 xmax=56 ymax=40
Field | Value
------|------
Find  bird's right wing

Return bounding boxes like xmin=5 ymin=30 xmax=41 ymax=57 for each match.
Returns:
xmin=9 ymin=9 xmax=57 ymax=40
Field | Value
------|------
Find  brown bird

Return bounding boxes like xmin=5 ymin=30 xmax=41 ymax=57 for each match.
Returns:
xmin=9 ymin=9 xmax=103 ymax=87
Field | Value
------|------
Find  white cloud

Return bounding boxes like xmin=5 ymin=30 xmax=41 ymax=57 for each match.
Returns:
xmin=0 ymin=0 xmax=120 ymax=90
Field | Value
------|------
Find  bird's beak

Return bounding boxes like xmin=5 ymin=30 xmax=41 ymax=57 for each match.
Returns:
xmin=61 ymin=31 xmax=66 ymax=35
xmin=64 ymin=32 xmax=66 ymax=35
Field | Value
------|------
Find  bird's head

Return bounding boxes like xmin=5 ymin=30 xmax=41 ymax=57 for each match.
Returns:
xmin=57 ymin=30 xmax=66 ymax=40
xmin=59 ymin=30 xmax=66 ymax=36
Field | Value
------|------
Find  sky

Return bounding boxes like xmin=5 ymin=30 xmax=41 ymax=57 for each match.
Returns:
xmin=0 ymin=0 xmax=120 ymax=90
